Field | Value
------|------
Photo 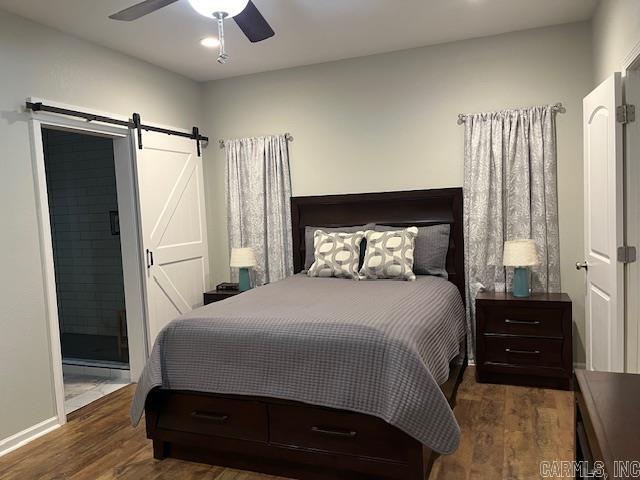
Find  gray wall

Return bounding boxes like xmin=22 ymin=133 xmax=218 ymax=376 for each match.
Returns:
xmin=0 ymin=8 xmax=201 ymax=442
xmin=202 ymin=22 xmax=594 ymax=365
xmin=592 ymin=0 xmax=640 ymax=83
xmin=44 ymin=130 xmax=125 ymax=339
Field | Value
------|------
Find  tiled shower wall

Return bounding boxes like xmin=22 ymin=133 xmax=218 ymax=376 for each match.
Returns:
xmin=43 ymin=129 xmax=125 ymax=338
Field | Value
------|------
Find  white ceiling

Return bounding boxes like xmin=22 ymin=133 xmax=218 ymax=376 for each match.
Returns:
xmin=0 ymin=0 xmax=598 ymax=82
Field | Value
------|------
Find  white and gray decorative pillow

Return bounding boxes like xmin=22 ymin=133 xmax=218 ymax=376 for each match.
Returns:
xmin=303 ymin=223 xmax=374 ymax=270
xmin=307 ymin=230 xmax=365 ymax=279
xmin=359 ymin=227 xmax=418 ymax=281
xmin=374 ymin=224 xmax=450 ymax=278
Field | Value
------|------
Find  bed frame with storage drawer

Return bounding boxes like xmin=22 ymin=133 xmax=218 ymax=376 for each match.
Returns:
xmin=146 ymin=353 xmax=466 ymax=480
xmin=143 ymin=188 xmax=467 ymax=480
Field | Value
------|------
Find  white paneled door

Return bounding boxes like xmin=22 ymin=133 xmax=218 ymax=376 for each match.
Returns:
xmin=625 ymin=69 xmax=640 ymax=373
xmin=135 ymin=131 xmax=209 ymax=350
xmin=582 ymin=73 xmax=624 ymax=372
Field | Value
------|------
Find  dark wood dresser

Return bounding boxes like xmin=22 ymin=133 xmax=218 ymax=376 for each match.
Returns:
xmin=203 ymin=289 xmax=241 ymax=305
xmin=475 ymin=292 xmax=572 ymax=390
xmin=575 ymin=369 xmax=640 ymax=479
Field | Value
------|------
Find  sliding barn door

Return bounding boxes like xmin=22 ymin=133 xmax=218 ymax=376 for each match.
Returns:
xmin=135 ymin=132 xmax=209 ymax=350
xmin=582 ymin=73 xmax=624 ymax=372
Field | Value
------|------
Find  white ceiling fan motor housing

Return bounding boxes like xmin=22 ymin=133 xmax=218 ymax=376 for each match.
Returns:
xmin=188 ymin=0 xmax=250 ymax=18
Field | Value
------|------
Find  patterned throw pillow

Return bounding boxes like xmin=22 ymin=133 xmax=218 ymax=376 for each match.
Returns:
xmin=303 ymin=223 xmax=375 ymax=270
xmin=359 ymin=227 xmax=418 ymax=281
xmin=374 ymin=224 xmax=450 ymax=278
xmin=307 ymin=230 xmax=365 ymax=279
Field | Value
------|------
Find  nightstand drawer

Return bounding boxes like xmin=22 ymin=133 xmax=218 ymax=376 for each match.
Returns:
xmin=483 ymin=306 xmax=564 ymax=338
xmin=482 ymin=336 xmax=564 ymax=368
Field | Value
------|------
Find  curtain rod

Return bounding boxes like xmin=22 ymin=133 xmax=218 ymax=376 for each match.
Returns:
xmin=219 ymin=133 xmax=294 ymax=149
xmin=457 ymin=103 xmax=565 ymax=125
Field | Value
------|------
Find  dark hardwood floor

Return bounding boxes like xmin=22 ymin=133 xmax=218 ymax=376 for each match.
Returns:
xmin=430 ymin=368 xmax=574 ymax=479
xmin=0 ymin=367 xmax=574 ymax=480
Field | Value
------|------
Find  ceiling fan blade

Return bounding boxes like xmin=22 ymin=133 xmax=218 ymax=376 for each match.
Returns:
xmin=109 ymin=0 xmax=180 ymax=21
xmin=233 ymin=1 xmax=275 ymax=43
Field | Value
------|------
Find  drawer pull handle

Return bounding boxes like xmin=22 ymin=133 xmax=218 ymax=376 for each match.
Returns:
xmin=505 ymin=319 xmax=541 ymax=325
xmin=505 ymin=348 xmax=541 ymax=355
xmin=191 ymin=411 xmax=229 ymax=423
xmin=311 ymin=426 xmax=357 ymax=438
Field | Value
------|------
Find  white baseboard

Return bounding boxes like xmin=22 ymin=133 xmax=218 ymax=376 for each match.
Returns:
xmin=574 ymin=361 xmax=586 ymax=370
xmin=0 ymin=417 xmax=59 ymax=458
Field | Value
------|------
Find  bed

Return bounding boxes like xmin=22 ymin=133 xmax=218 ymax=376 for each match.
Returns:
xmin=135 ymin=188 xmax=467 ymax=480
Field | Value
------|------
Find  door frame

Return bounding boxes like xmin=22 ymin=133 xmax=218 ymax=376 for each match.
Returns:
xmin=27 ymin=97 xmax=149 ymax=426
xmin=623 ymin=50 xmax=640 ymax=373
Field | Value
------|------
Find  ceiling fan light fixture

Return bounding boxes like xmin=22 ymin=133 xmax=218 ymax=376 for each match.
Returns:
xmin=188 ymin=0 xmax=250 ymax=18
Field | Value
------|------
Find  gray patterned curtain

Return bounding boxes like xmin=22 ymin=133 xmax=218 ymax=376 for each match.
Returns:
xmin=225 ymin=135 xmax=293 ymax=286
xmin=462 ymin=105 xmax=561 ymax=359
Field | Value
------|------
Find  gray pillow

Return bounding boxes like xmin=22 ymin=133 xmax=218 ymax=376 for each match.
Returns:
xmin=304 ymin=223 xmax=375 ymax=270
xmin=374 ymin=224 xmax=450 ymax=278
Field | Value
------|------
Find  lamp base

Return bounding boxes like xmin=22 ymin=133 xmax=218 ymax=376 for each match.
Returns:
xmin=512 ymin=267 xmax=530 ymax=297
xmin=238 ymin=267 xmax=251 ymax=292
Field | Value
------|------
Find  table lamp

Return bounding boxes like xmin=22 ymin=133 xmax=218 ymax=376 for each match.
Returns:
xmin=230 ymin=247 xmax=257 ymax=292
xmin=503 ymin=240 xmax=539 ymax=297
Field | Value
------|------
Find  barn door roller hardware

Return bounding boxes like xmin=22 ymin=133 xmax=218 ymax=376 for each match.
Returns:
xmin=25 ymin=102 xmax=208 ymax=156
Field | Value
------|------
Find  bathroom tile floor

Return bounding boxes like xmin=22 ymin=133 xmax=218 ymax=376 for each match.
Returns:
xmin=64 ymin=373 xmax=130 ymax=414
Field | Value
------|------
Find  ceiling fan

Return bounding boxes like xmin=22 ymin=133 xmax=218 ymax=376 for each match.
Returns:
xmin=109 ymin=0 xmax=274 ymax=64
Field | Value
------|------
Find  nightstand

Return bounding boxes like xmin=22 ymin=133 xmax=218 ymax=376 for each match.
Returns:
xmin=203 ymin=289 xmax=241 ymax=305
xmin=475 ymin=292 xmax=572 ymax=390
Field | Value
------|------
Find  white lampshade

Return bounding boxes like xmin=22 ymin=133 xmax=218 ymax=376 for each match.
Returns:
xmin=188 ymin=0 xmax=249 ymax=18
xmin=503 ymin=240 xmax=539 ymax=267
xmin=230 ymin=247 xmax=257 ymax=268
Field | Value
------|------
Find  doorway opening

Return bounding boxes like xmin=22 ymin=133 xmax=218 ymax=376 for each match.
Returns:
xmin=30 ymin=98 xmax=198 ymax=426
xmin=41 ymin=128 xmax=131 ymax=414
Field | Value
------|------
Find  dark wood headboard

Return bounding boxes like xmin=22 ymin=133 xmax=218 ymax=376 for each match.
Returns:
xmin=290 ymin=188 xmax=465 ymax=301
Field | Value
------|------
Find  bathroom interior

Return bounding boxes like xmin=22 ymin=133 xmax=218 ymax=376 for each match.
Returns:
xmin=43 ymin=128 xmax=131 ymax=414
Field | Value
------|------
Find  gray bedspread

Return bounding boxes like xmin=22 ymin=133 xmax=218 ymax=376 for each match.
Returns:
xmin=131 ymin=274 xmax=466 ymax=454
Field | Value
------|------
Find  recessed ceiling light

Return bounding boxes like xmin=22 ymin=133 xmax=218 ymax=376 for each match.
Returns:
xmin=200 ymin=37 xmax=221 ymax=48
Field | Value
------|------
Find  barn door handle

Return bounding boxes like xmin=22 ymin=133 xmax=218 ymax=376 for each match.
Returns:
xmin=146 ymin=249 xmax=154 ymax=268
xmin=575 ymin=261 xmax=588 ymax=271
xmin=505 ymin=348 xmax=541 ymax=355
xmin=311 ymin=426 xmax=357 ymax=438
xmin=191 ymin=411 xmax=229 ymax=423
